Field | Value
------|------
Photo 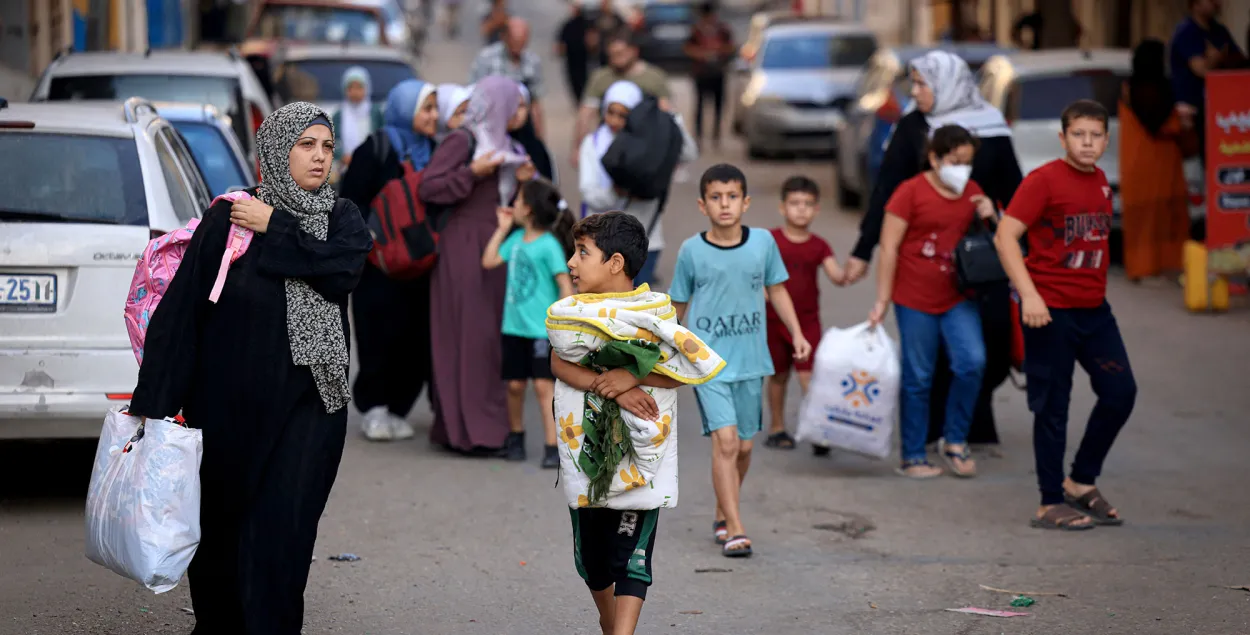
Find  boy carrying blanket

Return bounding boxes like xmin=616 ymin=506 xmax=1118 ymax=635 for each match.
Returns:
xmin=547 ymin=212 xmax=724 ymax=635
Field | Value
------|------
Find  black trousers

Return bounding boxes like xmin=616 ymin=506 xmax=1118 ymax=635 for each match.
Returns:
xmin=566 ymin=63 xmax=588 ymax=110
xmin=694 ymin=74 xmax=726 ymax=140
xmin=1024 ymin=302 xmax=1136 ymax=505
xmin=350 ymin=264 xmax=431 ymax=417
xmin=927 ymin=282 xmax=1012 ymax=445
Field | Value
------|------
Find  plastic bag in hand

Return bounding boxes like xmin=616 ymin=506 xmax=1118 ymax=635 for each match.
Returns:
xmin=796 ymin=322 xmax=900 ymax=459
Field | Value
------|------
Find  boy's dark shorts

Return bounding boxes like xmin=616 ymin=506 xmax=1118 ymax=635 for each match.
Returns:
xmin=501 ymin=334 xmax=555 ymax=381
xmin=570 ymin=507 xmax=659 ymax=600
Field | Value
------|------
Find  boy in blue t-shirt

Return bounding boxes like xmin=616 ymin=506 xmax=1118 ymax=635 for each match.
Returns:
xmin=670 ymin=164 xmax=812 ymax=558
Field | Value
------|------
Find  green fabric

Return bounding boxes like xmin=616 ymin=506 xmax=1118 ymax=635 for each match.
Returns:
xmin=569 ymin=509 xmax=588 ymax=581
xmin=576 ymin=339 xmax=662 ymax=505
xmin=626 ymin=509 xmax=658 ymax=583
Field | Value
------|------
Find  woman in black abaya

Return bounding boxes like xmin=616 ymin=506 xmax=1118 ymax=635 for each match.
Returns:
xmin=130 ymin=102 xmax=371 ymax=634
xmin=844 ymin=51 xmax=1023 ymax=448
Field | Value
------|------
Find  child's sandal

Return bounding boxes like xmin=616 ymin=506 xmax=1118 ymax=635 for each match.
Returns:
xmin=713 ymin=520 xmax=728 ymax=545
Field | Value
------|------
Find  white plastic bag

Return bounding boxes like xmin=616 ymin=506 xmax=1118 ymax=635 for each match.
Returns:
xmin=796 ymin=322 xmax=900 ymax=459
xmin=85 ymin=408 xmax=203 ymax=593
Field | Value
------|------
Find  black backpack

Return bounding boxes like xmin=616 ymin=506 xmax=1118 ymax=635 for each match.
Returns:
xmin=600 ymin=97 xmax=682 ymax=201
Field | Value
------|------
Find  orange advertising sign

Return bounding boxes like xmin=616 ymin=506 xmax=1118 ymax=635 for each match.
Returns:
xmin=1205 ymin=70 xmax=1250 ymax=274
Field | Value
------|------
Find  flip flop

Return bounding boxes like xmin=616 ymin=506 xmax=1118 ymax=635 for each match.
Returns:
xmin=894 ymin=459 xmax=942 ymax=479
xmin=713 ymin=520 xmax=728 ymax=545
xmin=723 ymin=535 xmax=752 ymax=558
xmin=764 ymin=431 xmax=796 ymax=450
xmin=1030 ymin=503 xmax=1096 ymax=531
xmin=938 ymin=438 xmax=977 ymax=478
xmin=1064 ymin=487 xmax=1124 ymax=526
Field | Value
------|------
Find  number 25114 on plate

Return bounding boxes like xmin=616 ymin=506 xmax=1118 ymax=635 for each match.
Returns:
xmin=0 ymin=273 xmax=57 ymax=313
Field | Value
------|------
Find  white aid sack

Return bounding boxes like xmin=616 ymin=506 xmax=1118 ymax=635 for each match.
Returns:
xmin=796 ymin=322 xmax=900 ymax=459
xmin=85 ymin=408 xmax=203 ymax=593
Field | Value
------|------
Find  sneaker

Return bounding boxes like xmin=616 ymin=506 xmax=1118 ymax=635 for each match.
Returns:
xmin=541 ymin=444 xmax=560 ymax=469
xmin=389 ymin=413 xmax=415 ymax=440
xmin=361 ymin=406 xmax=392 ymax=441
xmin=503 ymin=431 xmax=526 ymax=462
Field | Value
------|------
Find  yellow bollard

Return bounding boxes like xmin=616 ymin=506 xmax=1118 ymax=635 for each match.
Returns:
xmin=1184 ymin=240 xmax=1209 ymax=312
xmin=1211 ymin=275 xmax=1231 ymax=312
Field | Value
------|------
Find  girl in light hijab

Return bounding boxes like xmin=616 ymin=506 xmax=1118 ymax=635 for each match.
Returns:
xmin=419 ymin=75 xmax=536 ymax=456
xmin=339 ymin=78 xmax=442 ymax=442
xmin=130 ymin=102 xmax=372 ymax=633
xmin=846 ymin=49 xmax=1024 ymax=455
xmin=578 ymin=79 xmax=698 ymax=285
xmin=331 ymin=66 xmax=384 ymax=172
xmin=436 ymin=82 xmax=473 ymax=139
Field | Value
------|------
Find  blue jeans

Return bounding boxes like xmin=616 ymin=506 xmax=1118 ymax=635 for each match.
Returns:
xmin=895 ymin=302 xmax=986 ymax=462
xmin=633 ymin=250 xmax=661 ymax=287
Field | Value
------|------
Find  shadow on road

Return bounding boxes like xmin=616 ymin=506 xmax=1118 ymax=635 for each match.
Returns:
xmin=0 ymin=439 xmax=97 ymax=500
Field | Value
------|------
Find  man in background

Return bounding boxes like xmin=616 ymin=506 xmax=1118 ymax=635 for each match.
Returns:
xmin=470 ymin=17 xmax=547 ymax=140
xmin=557 ymin=1 xmax=592 ymax=110
xmin=572 ymin=29 xmax=671 ymax=166
xmin=589 ymin=0 xmax=627 ymax=67
xmin=1170 ymin=0 xmax=1245 ymax=163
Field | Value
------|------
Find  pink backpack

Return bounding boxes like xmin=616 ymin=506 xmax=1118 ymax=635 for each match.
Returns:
xmin=125 ymin=191 xmax=256 ymax=365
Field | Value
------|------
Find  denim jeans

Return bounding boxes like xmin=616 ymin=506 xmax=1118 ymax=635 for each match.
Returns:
xmin=895 ymin=301 xmax=986 ymax=462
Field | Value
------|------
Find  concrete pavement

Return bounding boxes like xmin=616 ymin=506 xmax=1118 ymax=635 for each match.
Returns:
xmin=2 ymin=2 xmax=1250 ymax=633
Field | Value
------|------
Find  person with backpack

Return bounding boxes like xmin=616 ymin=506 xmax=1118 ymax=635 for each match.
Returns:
xmin=420 ymin=75 xmax=534 ymax=456
xmin=578 ymin=80 xmax=696 ymax=286
xmin=128 ymin=102 xmax=372 ymax=633
xmin=338 ymin=79 xmax=441 ymax=442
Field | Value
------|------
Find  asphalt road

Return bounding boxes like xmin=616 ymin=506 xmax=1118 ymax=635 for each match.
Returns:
xmin=3 ymin=2 xmax=1250 ymax=634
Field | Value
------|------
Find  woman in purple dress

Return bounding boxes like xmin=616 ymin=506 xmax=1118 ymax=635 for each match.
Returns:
xmin=419 ymin=75 xmax=532 ymax=454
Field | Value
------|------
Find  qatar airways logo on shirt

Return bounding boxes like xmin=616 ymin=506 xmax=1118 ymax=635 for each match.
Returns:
xmin=1063 ymin=213 xmax=1111 ymax=246
xmin=695 ymin=312 xmax=762 ymax=338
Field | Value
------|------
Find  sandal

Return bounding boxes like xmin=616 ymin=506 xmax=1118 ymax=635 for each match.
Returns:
xmin=894 ymin=459 xmax=942 ymax=479
xmin=765 ymin=431 xmax=796 ymax=450
xmin=1064 ymin=487 xmax=1123 ymax=526
xmin=722 ymin=535 xmax=753 ymax=558
xmin=938 ymin=438 xmax=977 ymax=478
xmin=713 ymin=520 xmax=728 ymax=545
xmin=1030 ymin=504 xmax=1096 ymax=531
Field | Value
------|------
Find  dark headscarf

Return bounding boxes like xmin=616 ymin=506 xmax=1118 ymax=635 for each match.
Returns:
xmin=1127 ymin=39 xmax=1175 ymax=136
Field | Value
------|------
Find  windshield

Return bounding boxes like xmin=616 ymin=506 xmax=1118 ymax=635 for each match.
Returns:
xmin=277 ymin=59 xmax=415 ymax=103
xmin=255 ymin=5 xmax=383 ymax=45
xmin=761 ymin=34 xmax=876 ymax=70
xmin=1014 ymin=73 xmax=1125 ymax=121
xmin=0 ymin=133 xmax=148 ymax=225
xmin=645 ymin=4 xmax=691 ymax=22
xmin=171 ymin=122 xmax=248 ymax=197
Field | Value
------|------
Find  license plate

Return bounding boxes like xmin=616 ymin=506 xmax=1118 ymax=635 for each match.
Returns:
xmin=654 ymin=24 xmax=689 ymax=40
xmin=0 ymin=273 xmax=57 ymax=313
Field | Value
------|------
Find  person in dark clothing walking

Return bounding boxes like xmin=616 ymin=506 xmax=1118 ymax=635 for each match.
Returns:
xmin=338 ymin=79 xmax=441 ymax=441
xmin=844 ymin=50 xmax=1023 ymax=448
xmin=129 ymin=101 xmax=373 ymax=634
xmin=557 ymin=1 xmax=592 ymax=110
xmin=684 ymin=2 xmax=735 ymax=145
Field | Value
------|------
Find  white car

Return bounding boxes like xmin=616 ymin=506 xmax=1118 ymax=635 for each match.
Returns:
xmin=31 ymin=49 xmax=273 ymax=172
xmin=0 ymin=98 xmax=211 ymax=439
xmin=978 ymin=49 xmax=1206 ymax=231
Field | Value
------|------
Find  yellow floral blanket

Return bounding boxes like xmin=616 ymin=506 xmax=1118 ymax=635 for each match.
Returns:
xmin=546 ymin=284 xmax=725 ymax=510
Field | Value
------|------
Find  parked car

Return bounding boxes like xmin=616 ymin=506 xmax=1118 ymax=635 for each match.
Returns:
xmin=31 ymin=49 xmax=273 ymax=172
xmin=0 ymin=98 xmax=211 ymax=439
xmin=835 ymin=43 xmax=1012 ymax=209
xmin=635 ymin=1 xmax=696 ymax=72
xmin=733 ymin=20 xmax=876 ymax=157
xmin=270 ymin=43 xmax=419 ymax=113
xmin=245 ymin=0 xmax=390 ymax=48
xmin=155 ymin=102 xmax=256 ymax=197
xmin=979 ymin=49 xmax=1137 ymax=228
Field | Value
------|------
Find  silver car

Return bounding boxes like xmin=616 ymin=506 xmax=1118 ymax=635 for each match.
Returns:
xmin=734 ymin=20 xmax=877 ymax=157
xmin=0 ymin=98 xmax=211 ymax=439
xmin=155 ymin=102 xmax=257 ymax=197
xmin=31 ymin=49 xmax=273 ymax=170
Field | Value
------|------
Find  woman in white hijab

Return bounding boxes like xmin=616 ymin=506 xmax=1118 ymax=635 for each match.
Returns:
xmin=436 ymin=82 xmax=472 ymax=140
xmin=331 ymin=66 xmax=383 ymax=171
xmin=578 ymin=79 xmax=697 ymax=285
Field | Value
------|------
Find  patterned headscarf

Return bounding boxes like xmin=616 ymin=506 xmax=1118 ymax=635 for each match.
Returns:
xmin=255 ymin=101 xmax=350 ymax=413
xmin=909 ymin=50 xmax=1011 ymax=139
xmin=383 ymin=79 xmax=437 ymax=169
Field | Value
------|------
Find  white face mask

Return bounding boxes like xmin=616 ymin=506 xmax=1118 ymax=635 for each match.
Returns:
xmin=937 ymin=164 xmax=972 ymax=195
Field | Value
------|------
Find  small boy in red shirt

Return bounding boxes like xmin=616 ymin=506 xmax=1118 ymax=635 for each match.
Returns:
xmin=765 ymin=176 xmax=846 ymax=453
xmin=995 ymin=99 xmax=1136 ymax=531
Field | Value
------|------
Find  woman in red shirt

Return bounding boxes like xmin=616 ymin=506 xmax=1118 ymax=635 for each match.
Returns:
xmin=868 ymin=125 xmax=998 ymax=479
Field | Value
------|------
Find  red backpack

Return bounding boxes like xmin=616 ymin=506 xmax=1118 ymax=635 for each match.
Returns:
xmin=366 ymin=130 xmax=474 ymax=279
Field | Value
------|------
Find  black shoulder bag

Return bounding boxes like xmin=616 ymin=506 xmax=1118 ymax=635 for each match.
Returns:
xmin=955 ymin=216 xmax=1008 ymax=291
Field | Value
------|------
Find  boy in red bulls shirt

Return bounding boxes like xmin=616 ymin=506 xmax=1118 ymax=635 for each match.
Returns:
xmin=995 ymin=100 xmax=1136 ymax=532
xmin=764 ymin=176 xmax=846 ymax=454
